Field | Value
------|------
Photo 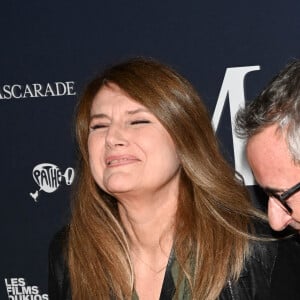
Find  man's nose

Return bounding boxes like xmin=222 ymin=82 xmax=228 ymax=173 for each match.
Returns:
xmin=268 ymin=197 xmax=293 ymax=231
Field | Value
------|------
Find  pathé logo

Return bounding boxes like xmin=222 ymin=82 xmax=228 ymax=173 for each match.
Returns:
xmin=30 ymin=163 xmax=75 ymax=201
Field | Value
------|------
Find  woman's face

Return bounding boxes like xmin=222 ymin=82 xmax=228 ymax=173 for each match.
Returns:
xmin=88 ymin=84 xmax=181 ymax=200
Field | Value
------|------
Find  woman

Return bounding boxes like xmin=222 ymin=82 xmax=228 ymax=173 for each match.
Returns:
xmin=48 ymin=57 xmax=276 ymax=299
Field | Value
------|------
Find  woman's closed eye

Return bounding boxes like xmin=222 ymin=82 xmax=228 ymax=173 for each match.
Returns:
xmin=89 ymin=123 xmax=109 ymax=131
xmin=89 ymin=120 xmax=151 ymax=132
xmin=130 ymin=120 xmax=151 ymax=125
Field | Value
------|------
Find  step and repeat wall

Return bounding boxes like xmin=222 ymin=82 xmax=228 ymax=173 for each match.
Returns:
xmin=1 ymin=1 xmax=300 ymax=299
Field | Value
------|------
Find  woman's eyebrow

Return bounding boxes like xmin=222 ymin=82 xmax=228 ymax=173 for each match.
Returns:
xmin=89 ymin=113 xmax=109 ymax=120
xmin=126 ymin=108 xmax=150 ymax=115
xmin=90 ymin=108 xmax=150 ymax=120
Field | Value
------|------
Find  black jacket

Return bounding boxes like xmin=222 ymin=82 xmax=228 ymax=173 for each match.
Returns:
xmin=48 ymin=228 xmax=300 ymax=300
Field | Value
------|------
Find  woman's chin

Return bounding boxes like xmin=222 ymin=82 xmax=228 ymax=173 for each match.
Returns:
xmin=105 ymin=184 xmax=135 ymax=196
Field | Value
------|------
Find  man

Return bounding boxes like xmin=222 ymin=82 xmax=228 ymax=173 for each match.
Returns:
xmin=236 ymin=60 xmax=300 ymax=299
xmin=236 ymin=60 xmax=300 ymax=233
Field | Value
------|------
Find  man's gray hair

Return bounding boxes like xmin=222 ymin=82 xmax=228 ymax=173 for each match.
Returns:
xmin=235 ymin=60 xmax=300 ymax=163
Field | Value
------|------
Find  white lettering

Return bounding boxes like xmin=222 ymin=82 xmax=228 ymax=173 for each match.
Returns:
xmin=54 ymin=82 xmax=67 ymax=96
xmin=32 ymin=84 xmax=44 ymax=97
xmin=5 ymin=277 xmax=48 ymax=300
xmin=65 ymin=81 xmax=76 ymax=95
xmin=212 ymin=66 xmax=261 ymax=185
xmin=3 ymin=84 xmax=12 ymax=99
xmin=44 ymin=83 xmax=55 ymax=97
xmin=31 ymin=286 xmax=39 ymax=294
xmin=11 ymin=85 xmax=22 ymax=99
xmin=0 ymin=81 xmax=77 ymax=99
xmin=23 ymin=85 xmax=34 ymax=98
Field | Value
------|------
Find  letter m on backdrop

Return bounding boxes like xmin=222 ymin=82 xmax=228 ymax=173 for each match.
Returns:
xmin=212 ymin=66 xmax=260 ymax=186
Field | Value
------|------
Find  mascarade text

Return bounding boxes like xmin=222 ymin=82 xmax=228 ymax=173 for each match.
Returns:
xmin=0 ymin=81 xmax=76 ymax=99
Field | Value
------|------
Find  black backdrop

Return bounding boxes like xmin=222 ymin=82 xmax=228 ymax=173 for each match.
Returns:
xmin=1 ymin=1 xmax=300 ymax=298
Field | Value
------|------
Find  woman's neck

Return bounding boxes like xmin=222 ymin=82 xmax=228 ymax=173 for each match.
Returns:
xmin=118 ymin=193 xmax=177 ymax=253
xmin=117 ymin=194 xmax=177 ymax=299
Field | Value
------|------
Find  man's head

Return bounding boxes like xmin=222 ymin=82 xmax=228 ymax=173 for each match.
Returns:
xmin=236 ymin=60 xmax=300 ymax=232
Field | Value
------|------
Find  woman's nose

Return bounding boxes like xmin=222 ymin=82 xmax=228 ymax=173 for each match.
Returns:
xmin=268 ymin=197 xmax=293 ymax=231
xmin=105 ymin=125 xmax=129 ymax=148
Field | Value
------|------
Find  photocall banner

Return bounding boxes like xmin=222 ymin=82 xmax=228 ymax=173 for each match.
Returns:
xmin=1 ymin=1 xmax=300 ymax=298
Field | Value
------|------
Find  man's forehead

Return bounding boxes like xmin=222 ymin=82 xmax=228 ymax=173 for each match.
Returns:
xmin=247 ymin=125 xmax=289 ymax=158
xmin=247 ymin=124 xmax=300 ymax=188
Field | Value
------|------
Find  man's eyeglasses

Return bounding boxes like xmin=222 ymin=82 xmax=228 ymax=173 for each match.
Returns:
xmin=263 ymin=182 xmax=300 ymax=214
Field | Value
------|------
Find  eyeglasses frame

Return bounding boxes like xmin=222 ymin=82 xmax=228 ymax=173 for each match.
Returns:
xmin=264 ymin=182 xmax=300 ymax=214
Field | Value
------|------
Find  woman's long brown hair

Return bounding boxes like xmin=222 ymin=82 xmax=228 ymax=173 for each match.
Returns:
xmin=68 ymin=57 xmax=263 ymax=299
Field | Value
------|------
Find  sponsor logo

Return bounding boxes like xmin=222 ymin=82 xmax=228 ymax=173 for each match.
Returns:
xmin=5 ymin=277 xmax=48 ymax=299
xmin=0 ymin=81 xmax=76 ymax=99
xmin=30 ymin=163 xmax=75 ymax=201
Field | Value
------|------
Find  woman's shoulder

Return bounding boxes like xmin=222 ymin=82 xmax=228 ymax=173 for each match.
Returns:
xmin=48 ymin=226 xmax=69 ymax=275
xmin=49 ymin=226 xmax=69 ymax=262
xmin=48 ymin=226 xmax=71 ymax=300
